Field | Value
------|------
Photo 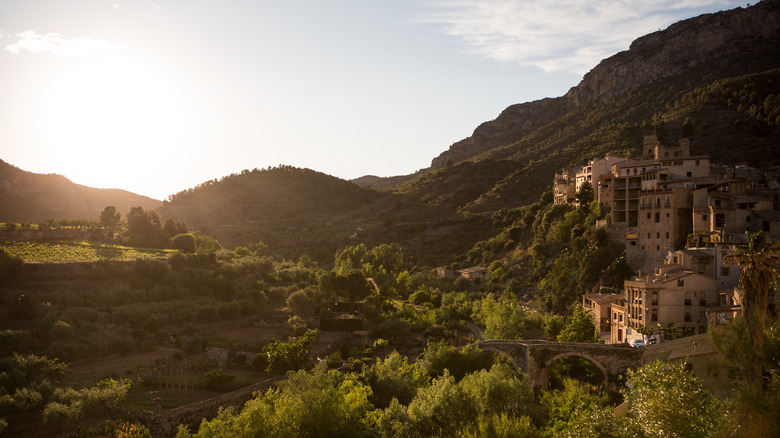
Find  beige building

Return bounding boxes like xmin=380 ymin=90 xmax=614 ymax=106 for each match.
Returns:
xmin=553 ymin=170 xmax=576 ymax=205
xmin=575 ymin=155 xmax=624 ymax=202
xmin=633 ymin=187 xmax=693 ymax=268
xmin=582 ymin=290 xmax=623 ymax=341
xmin=693 ymin=179 xmax=778 ymax=240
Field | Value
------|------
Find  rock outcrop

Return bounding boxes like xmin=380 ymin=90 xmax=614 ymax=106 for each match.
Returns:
xmin=431 ymin=0 xmax=780 ymax=170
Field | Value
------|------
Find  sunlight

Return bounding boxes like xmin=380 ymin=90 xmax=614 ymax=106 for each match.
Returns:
xmin=35 ymin=55 xmax=188 ymax=191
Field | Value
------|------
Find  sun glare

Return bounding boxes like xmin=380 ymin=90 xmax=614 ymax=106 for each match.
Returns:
xmin=35 ymin=55 xmax=188 ymax=194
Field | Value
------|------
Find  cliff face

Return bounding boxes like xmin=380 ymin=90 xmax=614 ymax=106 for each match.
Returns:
xmin=567 ymin=1 xmax=780 ymax=106
xmin=430 ymin=0 xmax=780 ymax=170
xmin=431 ymin=97 xmax=568 ymax=169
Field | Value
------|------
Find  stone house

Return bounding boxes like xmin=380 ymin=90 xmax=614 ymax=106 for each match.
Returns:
xmin=581 ymin=289 xmax=623 ymax=340
xmin=620 ymin=263 xmax=719 ymax=343
xmin=457 ymin=266 xmax=488 ymax=280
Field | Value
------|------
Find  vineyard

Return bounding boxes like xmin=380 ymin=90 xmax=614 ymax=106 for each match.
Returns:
xmin=0 ymin=240 xmax=171 ymax=263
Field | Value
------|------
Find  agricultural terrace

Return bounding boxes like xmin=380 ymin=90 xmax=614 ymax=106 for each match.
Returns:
xmin=1 ymin=240 xmax=172 ymax=263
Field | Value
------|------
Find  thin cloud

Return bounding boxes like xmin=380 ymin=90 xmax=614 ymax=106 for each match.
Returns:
xmin=419 ymin=0 xmax=742 ymax=74
xmin=5 ymin=30 xmax=111 ymax=56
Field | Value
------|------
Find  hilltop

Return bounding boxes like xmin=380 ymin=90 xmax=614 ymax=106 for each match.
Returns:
xmin=0 ymin=159 xmax=161 ymax=223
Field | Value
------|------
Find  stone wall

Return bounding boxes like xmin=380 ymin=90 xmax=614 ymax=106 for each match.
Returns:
xmin=127 ymin=375 xmax=285 ymax=438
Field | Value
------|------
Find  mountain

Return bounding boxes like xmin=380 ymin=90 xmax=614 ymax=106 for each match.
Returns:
xmin=429 ymin=0 xmax=780 ymax=172
xmin=0 ymin=159 xmax=161 ymax=223
xmin=6 ymin=2 xmax=780 ymax=268
xmin=164 ymin=1 xmax=780 ymax=266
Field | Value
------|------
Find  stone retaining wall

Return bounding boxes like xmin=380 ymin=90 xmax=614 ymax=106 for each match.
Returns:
xmin=126 ymin=375 xmax=285 ymax=437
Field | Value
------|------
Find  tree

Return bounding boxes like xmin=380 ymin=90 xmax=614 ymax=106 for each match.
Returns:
xmin=125 ymin=206 xmax=164 ymax=247
xmin=262 ymin=330 xmax=317 ymax=374
xmin=361 ymin=351 xmax=429 ymax=408
xmin=184 ymin=363 xmax=372 ymax=438
xmin=575 ymin=181 xmax=594 ymax=210
xmin=724 ymin=231 xmax=779 ymax=352
xmin=170 ymin=233 xmax=196 ymax=253
xmin=162 ymin=218 xmax=188 ymax=239
xmin=99 ymin=206 xmax=121 ymax=238
xmin=474 ymin=294 xmax=526 ymax=340
xmin=557 ymin=306 xmax=598 ymax=343
xmin=286 ymin=287 xmax=320 ymax=318
xmin=421 ymin=339 xmax=496 ymax=381
xmin=624 ymin=361 xmax=724 ymax=438
xmin=319 ymin=270 xmax=372 ymax=303
xmin=406 ymin=370 xmax=476 ymax=436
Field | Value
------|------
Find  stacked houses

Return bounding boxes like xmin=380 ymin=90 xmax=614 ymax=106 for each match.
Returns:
xmin=557 ymin=135 xmax=780 ymax=344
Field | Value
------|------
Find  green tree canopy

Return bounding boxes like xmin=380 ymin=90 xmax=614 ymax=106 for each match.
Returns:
xmin=99 ymin=206 xmax=121 ymax=237
xmin=724 ymin=231 xmax=779 ymax=353
xmin=624 ymin=361 xmax=724 ymax=438
xmin=557 ymin=306 xmax=598 ymax=343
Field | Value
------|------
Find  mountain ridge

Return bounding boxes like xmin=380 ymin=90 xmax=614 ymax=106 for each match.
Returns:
xmin=418 ymin=0 xmax=780 ymax=174
xmin=0 ymin=159 xmax=161 ymax=223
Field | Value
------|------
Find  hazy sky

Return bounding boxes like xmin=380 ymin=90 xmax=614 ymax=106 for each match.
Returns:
xmin=0 ymin=0 xmax=746 ymax=200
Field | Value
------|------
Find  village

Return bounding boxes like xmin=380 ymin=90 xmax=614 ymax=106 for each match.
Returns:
xmin=552 ymin=135 xmax=780 ymax=346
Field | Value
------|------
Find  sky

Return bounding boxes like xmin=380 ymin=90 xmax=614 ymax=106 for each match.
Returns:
xmin=0 ymin=0 xmax=748 ymax=200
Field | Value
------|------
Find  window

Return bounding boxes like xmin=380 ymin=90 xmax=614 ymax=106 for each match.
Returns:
xmin=656 ymin=232 xmax=660 ymax=238
xmin=655 ymin=213 xmax=660 ymax=223
xmin=687 ymin=171 xmax=692 ymax=177
xmin=720 ymin=266 xmax=730 ymax=276
xmin=648 ymin=233 xmax=651 ymax=239
xmin=746 ymin=216 xmax=751 ymax=223
xmin=630 ymin=241 xmax=637 ymax=246
xmin=685 ymin=310 xmax=692 ymax=322
xmin=703 ymin=214 xmax=708 ymax=221
xmin=715 ymin=213 xmax=725 ymax=228
xmin=647 ymin=212 xmax=651 ymax=219
xmin=699 ymin=299 xmax=706 ymax=306
xmin=678 ymin=279 xmax=685 ymax=287
xmin=656 ymin=245 xmax=660 ymax=250
xmin=695 ymin=160 xmax=700 ymax=166
xmin=666 ymin=232 xmax=670 ymax=238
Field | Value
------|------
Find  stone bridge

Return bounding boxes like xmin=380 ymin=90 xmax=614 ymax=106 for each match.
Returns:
xmin=475 ymin=340 xmax=644 ymax=390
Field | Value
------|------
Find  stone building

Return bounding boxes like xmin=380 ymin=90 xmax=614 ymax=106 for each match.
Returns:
xmin=621 ymin=264 xmax=719 ymax=343
xmin=553 ymin=170 xmax=576 ymax=205
xmin=581 ymin=289 xmax=623 ymax=340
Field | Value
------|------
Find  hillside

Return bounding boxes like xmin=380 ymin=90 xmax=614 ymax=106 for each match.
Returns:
xmin=156 ymin=1 xmax=780 ymax=266
xmin=0 ymin=159 xmax=161 ymax=223
xmin=383 ymin=0 xmax=780 ymax=215
xmin=4 ymin=2 xmax=780 ymax=268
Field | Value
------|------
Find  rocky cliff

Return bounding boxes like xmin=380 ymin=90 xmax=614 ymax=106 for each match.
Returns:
xmin=430 ymin=0 xmax=780 ymax=170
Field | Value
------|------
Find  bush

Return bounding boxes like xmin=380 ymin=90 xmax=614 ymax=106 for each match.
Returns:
xmin=203 ymin=369 xmax=236 ymax=391
xmin=171 ymin=234 xmax=196 ymax=253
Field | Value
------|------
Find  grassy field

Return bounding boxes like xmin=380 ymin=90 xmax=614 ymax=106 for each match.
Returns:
xmin=1 ymin=240 xmax=172 ymax=263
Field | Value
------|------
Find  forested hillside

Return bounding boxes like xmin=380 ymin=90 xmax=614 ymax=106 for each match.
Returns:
xmin=0 ymin=160 xmax=161 ymax=223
